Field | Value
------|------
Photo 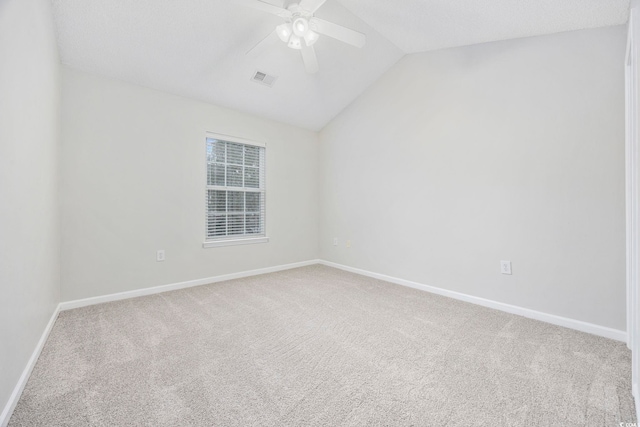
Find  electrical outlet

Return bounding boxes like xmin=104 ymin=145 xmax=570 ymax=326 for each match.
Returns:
xmin=157 ymin=250 xmax=165 ymax=262
xmin=500 ymin=260 xmax=511 ymax=275
xmin=346 ymin=240 xmax=351 ymax=248
xmin=333 ymin=237 xmax=338 ymax=246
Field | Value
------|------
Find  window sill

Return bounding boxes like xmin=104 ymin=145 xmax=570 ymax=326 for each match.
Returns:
xmin=202 ymin=237 xmax=269 ymax=248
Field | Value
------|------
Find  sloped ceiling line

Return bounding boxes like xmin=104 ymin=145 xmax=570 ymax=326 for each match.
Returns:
xmin=52 ymin=0 xmax=629 ymax=131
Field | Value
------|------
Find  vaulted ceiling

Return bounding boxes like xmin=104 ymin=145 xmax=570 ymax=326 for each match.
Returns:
xmin=52 ymin=0 xmax=630 ymax=131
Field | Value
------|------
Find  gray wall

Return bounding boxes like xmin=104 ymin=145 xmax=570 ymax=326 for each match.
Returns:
xmin=61 ymin=68 xmax=320 ymax=301
xmin=0 ymin=0 xmax=61 ymax=415
xmin=319 ymin=26 xmax=627 ymax=330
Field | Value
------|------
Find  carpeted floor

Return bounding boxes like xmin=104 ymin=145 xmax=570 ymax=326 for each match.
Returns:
xmin=9 ymin=265 xmax=635 ymax=426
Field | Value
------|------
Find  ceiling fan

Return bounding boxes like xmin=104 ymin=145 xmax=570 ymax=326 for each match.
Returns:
xmin=244 ymin=0 xmax=366 ymax=74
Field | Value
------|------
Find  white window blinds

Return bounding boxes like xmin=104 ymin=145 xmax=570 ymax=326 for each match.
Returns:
xmin=206 ymin=135 xmax=266 ymax=241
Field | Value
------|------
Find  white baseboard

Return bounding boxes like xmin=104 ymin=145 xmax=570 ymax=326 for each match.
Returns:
xmin=59 ymin=259 xmax=321 ymax=311
xmin=60 ymin=257 xmax=628 ymax=341
xmin=634 ymin=384 xmax=640 ymax=423
xmin=0 ymin=304 xmax=60 ymax=427
xmin=319 ymin=260 xmax=627 ymax=342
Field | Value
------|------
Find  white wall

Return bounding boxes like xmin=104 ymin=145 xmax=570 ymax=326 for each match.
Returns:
xmin=0 ymin=0 xmax=61 ymax=417
xmin=320 ymin=26 xmax=627 ymax=330
xmin=61 ymin=68 xmax=319 ymax=301
xmin=0 ymin=4 xmax=627 ymax=419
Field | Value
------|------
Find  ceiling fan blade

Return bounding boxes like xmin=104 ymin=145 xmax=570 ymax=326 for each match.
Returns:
xmin=241 ymin=0 xmax=292 ymax=18
xmin=246 ymin=29 xmax=280 ymax=58
xmin=299 ymin=0 xmax=327 ymax=13
xmin=310 ymin=18 xmax=366 ymax=48
xmin=300 ymin=42 xmax=319 ymax=74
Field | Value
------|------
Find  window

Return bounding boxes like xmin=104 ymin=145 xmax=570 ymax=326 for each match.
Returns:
xmin=204 ymin=133 xmax=267 ymax=248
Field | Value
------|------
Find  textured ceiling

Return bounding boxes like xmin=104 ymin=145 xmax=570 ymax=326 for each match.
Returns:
xmin=337 ymin=0 xmax=630 ymax=53
xmin=52 ymin=0 xmax=630 ymax=131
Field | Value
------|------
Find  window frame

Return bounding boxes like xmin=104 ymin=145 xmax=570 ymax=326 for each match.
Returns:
xmin=202 ymin=132 xmax=268 ymax=248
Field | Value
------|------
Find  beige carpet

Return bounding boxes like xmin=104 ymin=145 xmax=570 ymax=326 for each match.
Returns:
xmin=9 ymin=265 xmax=635 ymax=426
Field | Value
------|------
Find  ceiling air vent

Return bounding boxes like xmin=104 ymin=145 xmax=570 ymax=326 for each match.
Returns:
xmin=251 ymin=70 xmax=277 ymax=87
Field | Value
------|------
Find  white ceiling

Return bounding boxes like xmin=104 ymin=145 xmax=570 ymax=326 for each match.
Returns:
xmin=52 ymin=0 xmax=403 ymax=131
xmin=52 ymin=0 xmax=630 ymax=132
xmin=337 ymin=0 xmax=630 ymax=53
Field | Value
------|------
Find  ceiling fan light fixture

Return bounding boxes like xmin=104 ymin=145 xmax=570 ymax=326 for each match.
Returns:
xmin=292 ymin=17 xmax=309 ymax=37
xmin=276 ymin=23 xmax=292 ymax=43
xmin=246 ymin=0 xmax=366 ymax=74
xmin=288 ymin=34 xmax=302 ymax=50
xmin=304 ymin=30 xmax=319 ymax=46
